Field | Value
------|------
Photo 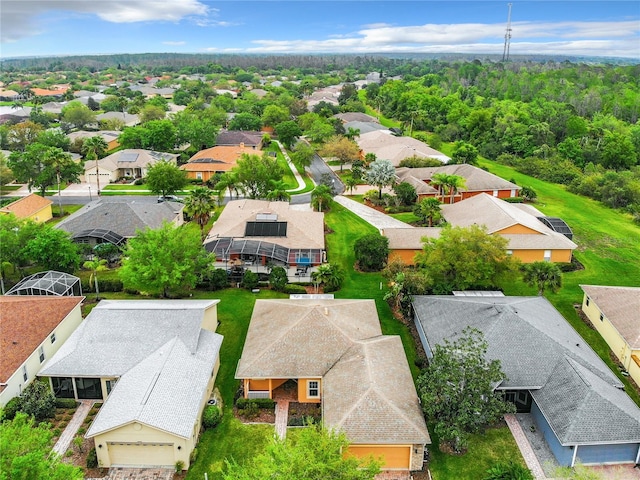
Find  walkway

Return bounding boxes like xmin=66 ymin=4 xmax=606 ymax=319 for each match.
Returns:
xmin=274 ymin=399 xmax=290 ymax=439
xmin=87 ymin=467 xmax=174 ymax=480
xmin=52 ymin=400 xmax=95 ymax=456
xmin=333 ymin=195 xmax=413 ymax=231
xmin=274 ymin=140 xmax=307 ymax=193
xmin=504 ymin=414 xmax=546 ymax=479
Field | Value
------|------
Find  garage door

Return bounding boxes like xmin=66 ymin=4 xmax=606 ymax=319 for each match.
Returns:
xmin=108 ymin=442 xmax=174 ymax=467
xmin=346 ymin=445 xmax=411 ymax=469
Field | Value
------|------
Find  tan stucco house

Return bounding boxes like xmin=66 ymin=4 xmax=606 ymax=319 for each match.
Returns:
xmin=39 ymin=300 xmax=223 ymax=470
xmin=236 ymin=299 xmax=430 ymax=472
xmin=0 ymin=193 xmax=53 ymax=223
xmin=83 ymin=149 xmax=178 ymax=184
xmin=580 ymin=285 xmax=640 ymax=387
xmin=0 ymin=296 xmax=84 ymax=407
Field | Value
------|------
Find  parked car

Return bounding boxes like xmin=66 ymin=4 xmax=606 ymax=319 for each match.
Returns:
xmin=157 ymin=195 xmax=182 ymax=203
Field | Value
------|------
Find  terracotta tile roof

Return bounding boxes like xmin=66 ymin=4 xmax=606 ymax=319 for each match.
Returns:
xmin=0 ymin=193 xmax=52 ymax=218
xmin=0 ymin=296 xmax=84 ymax=387
xmin=181 ymin=145 xmax=261 ymax=172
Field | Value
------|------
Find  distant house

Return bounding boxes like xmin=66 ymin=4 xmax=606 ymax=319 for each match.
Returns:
xmin=83 ymin=149 xmax=178 ymax=184
xmin=357 ymin=130 xmax=450 ymax=165
xmin=0 ymin=193 xmax=53 ymax=223
xmin=215 ymin=130 xmax=263 ymax=149
xmin=413 ymin=295 xmax=640 ymax=467
xmin=180 ymin=145 xmax=261 ymax=181
xmin=0 ymin=296 xmax=84 ymax=407
xmin=56 ymin=199 xmax=184 ymax=247
xmin=67 ymin=130 xmax=120 ymax=152
xmin=95 ymin=111 xmax=140 ymax=127
xmin=39 ymin=300 xmax=223 ymax=470
xmin=334 ymin=112 xmax=379 ymax=124
xmin=382 ymin=193 xmax=576 ymax=265
xmin=580 ymin=286 xmax=640 ymax=388
xmin=395 ymin=164 xmax=520 ymax=203
xmin=237 ymin=299 xmax=430 ymax=471
xmin=204 ymin=200 xmax=325 ymax=276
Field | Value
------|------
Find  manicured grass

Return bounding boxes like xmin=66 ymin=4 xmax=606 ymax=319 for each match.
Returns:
xmin=429 ymin=425 xmax=527 ymax=480
xmin=0 ymin=185 xmax=21 ymax=192
xmin=324 ymin=202 xmax=421 ymax=378
xmin=47 ymin=204 xmax=83 ymax=225
xmin=102 ymin=184 xmax=150 ymax=191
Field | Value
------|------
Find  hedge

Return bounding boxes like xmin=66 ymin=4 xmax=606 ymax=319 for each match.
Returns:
xmin=81 ymin=278 xmax=123 ymax=293
xmin=283 ymin=284 xmax=307 ymax=294
xmin=202 ymin=405 xmax=222 ymax=429
xmin=236 ymin=398 xmax=275 ymax=410
xmin=55 ymin=398 xmax=80 ymax=409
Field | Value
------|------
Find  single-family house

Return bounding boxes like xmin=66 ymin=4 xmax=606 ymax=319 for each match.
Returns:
xmin=39 ymin=300 xmax=223 ymax=469
xmin=580 ymin=286 xmax=640 ymax=387
xmin=356 ymin=130 xmax=450 ymax=165
xmin=395 ymin=164 xmax=520 ymax=203
xmin=67 ymin=130 xmax=120 ymax=152
xmin=0 ymin=296 xmax=84 ymax=407
xmin=236 ymin=299 xmax=430 ymax=471
xmin=181 ymin=145 xmax=261 ymax=181
xmin=412 ymin=295 xmax=640 ymax=467
xmin=56 ymin=199 xmax=184 ymax=246
xmin=383 ymin=227 xmax=442 ymax=265
xmin=95 ymin=112 xmax=140 ymax=127
xmin=215 ymin=130 xmax=263 ymax=149
xmin=0 ymin=193 xmax=53 ymax=223
xmin=83 ymin=149 xmax=178 ymax=184
xmin=334 ymin=112 xmax=379 ymax=124
xmin=204 ymin=200 xmax=325 ymax=275
xmin=441 ymin=193 xmax=577 ymax=263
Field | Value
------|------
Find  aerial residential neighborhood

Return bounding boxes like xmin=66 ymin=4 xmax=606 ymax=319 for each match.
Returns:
xmin=1 ymin=3 xmax=639 ymax=480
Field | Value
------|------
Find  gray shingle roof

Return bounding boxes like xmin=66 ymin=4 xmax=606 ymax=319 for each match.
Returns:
xmin=412 ymin=296 xmax=640 ymax=445
xmin=531 ymin=357 xmax=640 ymax=444
xmin=40 ymin=300 xmax=219 ymax=377
xmin=55 ymin=200 xmax=184 ymax=238
xmin=236 ymin=299 xmax=381 ymax=378
xmin=86 ymin=330 xmax=222 ymax=439
xmin=580 ymin=285 xmax=640 ymax=348
xmin=323 ymin=336 xmax=430 ymax=444
xmin=216 ymin=130 xmax=263 ymax=147
xmin=334 ymin=112 xmax=379 ymax=123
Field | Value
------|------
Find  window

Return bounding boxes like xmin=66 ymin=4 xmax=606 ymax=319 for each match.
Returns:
xmin=308 ymin=380 xmax=319 ymax=398
xmin=493 ymin=190 xmax=499 ymax=197
xmin=50 ymin=332 xmax=56 ymax=344
xmin=543 ymin=250 xmax=552 ymax=262
xmin=39 ymin=346 xmax=45 ymax=363
xmin=22 ymin=365 xmax=28 ymax=382
xmin=600 ymin=313 xmax=604 ymax=322
xmin=106 ymin=379 xmax=118 ymax=395
xmin=586 ymin=296 xmax=590 ymax=307
xmin=196 ymin=172 xmax=203 ymax=180
xmin=506 ymin=250 xmax=513 ymax=256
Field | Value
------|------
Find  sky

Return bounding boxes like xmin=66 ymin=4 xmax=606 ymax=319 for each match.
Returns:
xmin=1 ymin=1 xmax=639 ymax=59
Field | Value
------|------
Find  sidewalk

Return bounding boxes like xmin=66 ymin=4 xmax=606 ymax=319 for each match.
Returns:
xmin=333 ymin=195 xmax=413 ymax=231
xmin=275 ymin=140 xmax=307 ymax=193
xmin=53 ymin=400 xmax=95 ymax=456
xmin=274 ymin=400 xmax=290 ymax=439
xmin=504 ymin=414 xmax=546 ymax=479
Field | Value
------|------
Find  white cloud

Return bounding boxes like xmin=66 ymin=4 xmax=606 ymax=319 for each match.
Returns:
xmin=246 ymin=20 xmax=639 ymax=58
xmin=163 ymin=41 xmax=187 ymax=46
xmin=1 ymin=0 xmax=210 ymax=42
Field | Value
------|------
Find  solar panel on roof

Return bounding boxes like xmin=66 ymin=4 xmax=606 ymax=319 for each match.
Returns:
xmin=245 ymin=221 xmax=287 ymax=237
xmin=118 ymin=152 xmax=139 ymax=162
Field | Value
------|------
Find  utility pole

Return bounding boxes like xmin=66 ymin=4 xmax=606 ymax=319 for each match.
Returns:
xmin=502 ymin=3 xmax=513 ymax=62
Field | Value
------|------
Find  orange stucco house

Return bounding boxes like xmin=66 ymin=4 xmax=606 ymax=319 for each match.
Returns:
xmin=0 ymin=193 xmax=53 ymax=223
xmin=383 ymin=193 xmax=576 ymax=265
xmin=236 ymin=299 xmax=430 ymax=472
xmin=180 ymin=145 xmax=261 ymax=182
xmin=396 ymin=164 xmax=520 ymax=203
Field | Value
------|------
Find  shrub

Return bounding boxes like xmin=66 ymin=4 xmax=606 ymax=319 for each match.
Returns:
xmin=283 ymin=284 xmax=307 ymax=294
xmin=77 ymin=426 xmax=86 ymax=435
xmin=52 ymin=427 xmax=62 ymax=437
xmin=269 ymin=266 xmax=288 ymax=292
xmin=243 ymin=402 xmax=259 ymax=419
xmin=2 ymin=397 xmax=21 ymax=421
xmin=55 ymin=398 xmax=79 ymax=409
xmin=19 ymin=380 xmax=56 ymax=421
xmin=202 ymin=405 xmax=222 ymax=429
xmin=236 ymin=398 xmax=275 ymax=409
xmin=354 ymin=233 xmax=390 ymax=272
xmin=190 ymin=448 xmax=198 ymax=464
xmin=483 ymin=461 xmax=534 ymax=480
xmin=134 ymin=178 xmax=144 ymax=185
xmin=241 ymin=270 xmax=259 ymax=290
xmin=207 ymin=268 xmax=230 ymax=291
xmin=503 ymin=197 xmax=524 ymax=203
xmin=175 ymin=460 xmax=185 ymax=473
xmin=86 ymin=447 xmax=98 ymax=468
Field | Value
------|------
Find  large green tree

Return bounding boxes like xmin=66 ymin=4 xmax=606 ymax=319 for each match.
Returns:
xmin=222 ymin=423 xmax=380 ymax=480
xmin=23 ymin=226 xmax=80 ymax=273
xmin=274 ymin=120 xmax=303 ymax=149
xmin=229 ymin=112 xmax=262 ymax=131
xmin=61 ymin=101 xmax=96 ymax=129
xmin=417 ymin=327 xmax=515 ymax=453
xmin=0 ymin=412 xmax=84 ymax=480
xmin=354 ymin=233 xmax=389 ymax=272
xmin=416 ymin=224 xmax=518 ymax=293
xmin=119 ymin=222 xmax=214 ymax=298
xmin=320 ymin=136 xmax=360 ymax=172
xmin=233 ymin=153 xmax=282 ymax=199
xmin=145 ymin=160 xmax=188 ymax=198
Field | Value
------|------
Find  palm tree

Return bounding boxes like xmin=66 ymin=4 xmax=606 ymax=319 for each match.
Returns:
xmin=184 ymin=186 xmax=217 ymax=240
xmin=522 ymin=261 xmax=562 ymax=296
xmin=344 ymin=127 xmax=361 ymax=141
xmin=82 ymin=136 xmax=108 ymax=194
xmin=430 ymin=173 xmax=449 ymax=202
xmin=83 ymin=258 xmax=108 ymax=301
xmin=344 ymin=176 xmax=358 ymax=195
xmin=311 ymin=263 xmax=344 ymax=293
xmin=445 ymin=174 xmax=467 ymax=205
xmin=266 ymin=179 xmax=291 ymax=202
xmin=414 ymin=197 xmax=442 ymax=227
xmin=311 ymin=184 xmax=332 ymax=212
xmin=45 ymin=147 xmax=75 ymax=216
xmin=215 ymin=172 xmax=241 ymax=201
